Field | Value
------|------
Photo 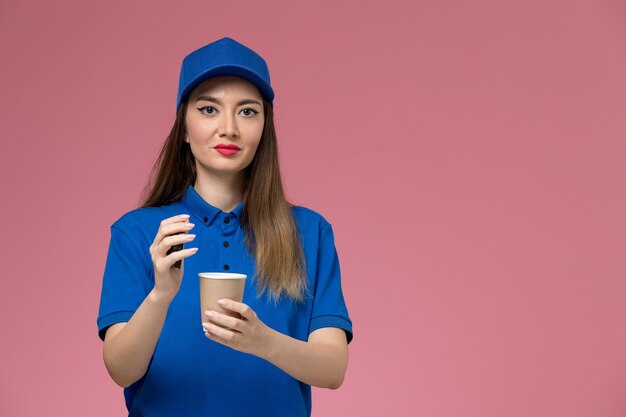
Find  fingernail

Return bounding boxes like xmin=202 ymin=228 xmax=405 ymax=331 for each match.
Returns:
xmin=217 ymin=299 xmax=225 ymax=305
xmin=205 ymin=311 xmax=213 ymax=317
xmin=181 ymin=214 xmax=190 ymax=218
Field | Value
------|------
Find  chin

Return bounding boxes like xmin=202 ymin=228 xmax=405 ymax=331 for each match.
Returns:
xmin=201 ymin=163 xmax=250 ymax=176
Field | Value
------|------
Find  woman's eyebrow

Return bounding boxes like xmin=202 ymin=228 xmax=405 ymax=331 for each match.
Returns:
xmin=194 ymin=95 xmax=261 ymax=106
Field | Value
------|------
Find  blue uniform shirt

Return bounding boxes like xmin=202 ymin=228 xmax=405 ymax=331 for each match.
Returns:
xmin=97 ymin=184 xmax=353 ymax=417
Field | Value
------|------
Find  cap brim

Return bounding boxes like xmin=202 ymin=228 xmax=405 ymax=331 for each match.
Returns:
xmin=177 ymin=65 xmax=274 ymax=110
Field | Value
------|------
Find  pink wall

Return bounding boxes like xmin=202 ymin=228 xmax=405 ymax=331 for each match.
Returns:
xmin=1 ymin=0 xmax=625 ymax=416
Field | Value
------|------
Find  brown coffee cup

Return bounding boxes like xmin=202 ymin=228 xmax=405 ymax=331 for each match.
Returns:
xmin=198 ymin=272 xmax=247 ymax=327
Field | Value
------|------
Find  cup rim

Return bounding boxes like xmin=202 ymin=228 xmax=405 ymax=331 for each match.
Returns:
xmin=198 ymin=272 xmax=247 ymax=280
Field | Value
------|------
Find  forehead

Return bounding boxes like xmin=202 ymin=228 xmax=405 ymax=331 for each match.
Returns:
xmin=190 ymin=75 xmax=262 ymax=99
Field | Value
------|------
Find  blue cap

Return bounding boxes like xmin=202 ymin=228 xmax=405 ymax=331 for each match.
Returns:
xmin=176 ymin=37 xmax=274 ymax=111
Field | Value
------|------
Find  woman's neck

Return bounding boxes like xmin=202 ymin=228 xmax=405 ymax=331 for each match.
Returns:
xmin=193 ymin=170 xmax=243 ymax=213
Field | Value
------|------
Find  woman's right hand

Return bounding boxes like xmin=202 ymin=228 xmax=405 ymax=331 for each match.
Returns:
xmin=149 ymin=214 xmax=198 ymax=298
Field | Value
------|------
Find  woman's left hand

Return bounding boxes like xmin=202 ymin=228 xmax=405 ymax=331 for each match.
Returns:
xmin=202 ymin=299 xmax=275 ymax=358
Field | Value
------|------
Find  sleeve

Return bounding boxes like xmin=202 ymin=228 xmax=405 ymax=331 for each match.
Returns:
xmin=308 ymin=219 xmax=354 ymax=344
xmin=96 ymin=221 xmax=153 ymax=342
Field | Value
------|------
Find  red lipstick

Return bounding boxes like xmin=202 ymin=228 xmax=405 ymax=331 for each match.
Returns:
xmin=214 ymin=143 xmax=240 ymax=156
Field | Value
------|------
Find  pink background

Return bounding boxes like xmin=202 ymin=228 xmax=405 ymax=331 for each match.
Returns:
xmin=1 ymin=0 xmax=625 ymax=416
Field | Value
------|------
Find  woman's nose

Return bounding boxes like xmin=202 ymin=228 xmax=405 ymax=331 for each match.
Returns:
xmin=218 ymin=112 xmax=239 ymax=137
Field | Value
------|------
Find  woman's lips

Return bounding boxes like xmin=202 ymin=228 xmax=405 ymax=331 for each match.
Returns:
xmin=215 ymin=148 xmax=240 ymax=156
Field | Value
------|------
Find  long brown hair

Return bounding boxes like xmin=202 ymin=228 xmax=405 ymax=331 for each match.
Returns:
xmin=139 ymin=98 xmax=310 ymax=304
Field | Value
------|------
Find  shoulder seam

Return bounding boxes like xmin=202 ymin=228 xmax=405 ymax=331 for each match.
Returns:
xmin=110 ymin=219 xmax=152 ymax=272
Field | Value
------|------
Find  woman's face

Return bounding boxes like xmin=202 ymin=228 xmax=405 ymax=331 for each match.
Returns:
xmin=185 ymin=75 xmax=265 ymax=181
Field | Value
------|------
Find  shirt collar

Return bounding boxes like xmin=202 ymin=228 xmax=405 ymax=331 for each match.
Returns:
xmin=181 ymin=184 xmax=244 ymax=227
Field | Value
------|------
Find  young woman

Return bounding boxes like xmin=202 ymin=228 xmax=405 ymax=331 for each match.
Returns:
xmin=96 ymin=37 xmax=354 ymax=416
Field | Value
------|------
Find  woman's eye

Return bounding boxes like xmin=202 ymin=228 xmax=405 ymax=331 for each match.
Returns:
xmin=198 ymin=106 xmax=216 ymax=115
xmin=197 ymin=106 xmax=258 ymax=117
xmin=241 ymin=108 xmax=259 ymax=117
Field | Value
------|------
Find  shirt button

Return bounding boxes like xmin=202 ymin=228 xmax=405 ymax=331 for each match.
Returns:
xmin=223 ymin=241 xmax=229 ymax=248
xmin=223 ymin=264 xmax=230 ymax=270
xmin=203 ymin=216 xmax=208 ymax=223
xmin=223 ymin=217 xmax=230 ymax=224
